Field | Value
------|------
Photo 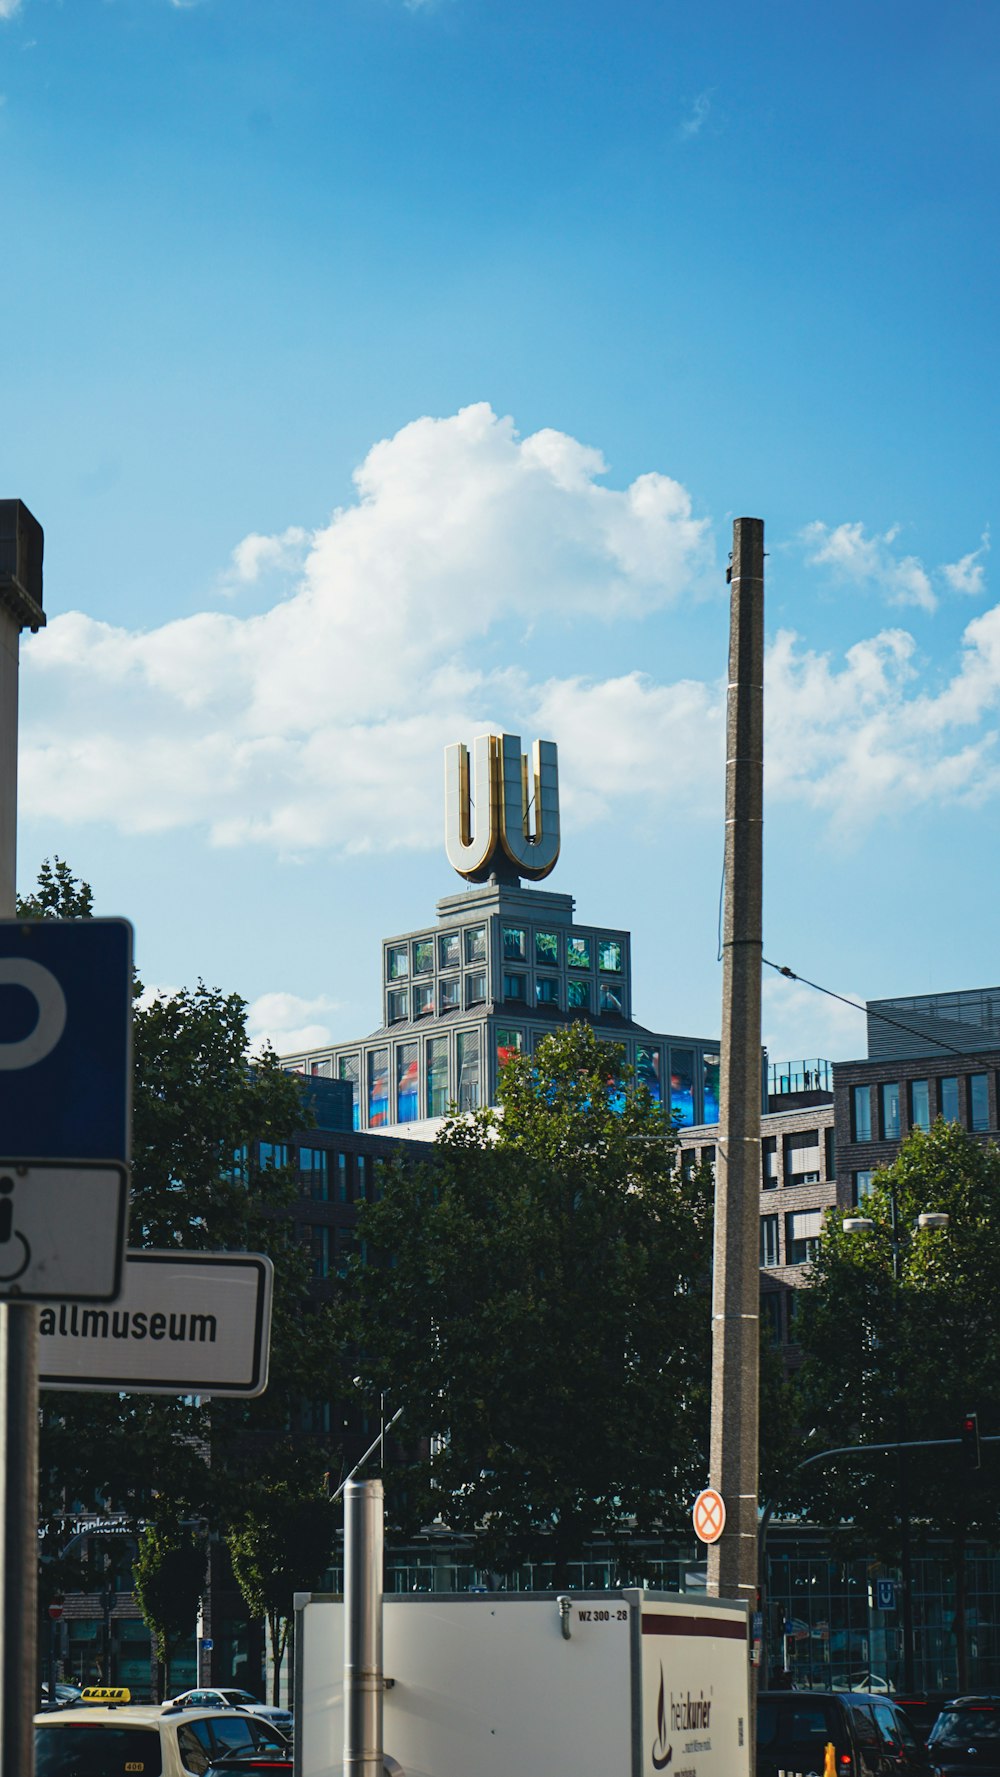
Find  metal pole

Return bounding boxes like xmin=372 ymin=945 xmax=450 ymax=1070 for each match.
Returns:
xmin=708 ymin=515 xmax=764 ymax=1615
xmin=887 ymin=1185 xmax=916 ymax=1691
xmin=0 ymin=531 xmax=41 ymax=1773
xmin=343 ymin=1478 xmax=383 ymax=1777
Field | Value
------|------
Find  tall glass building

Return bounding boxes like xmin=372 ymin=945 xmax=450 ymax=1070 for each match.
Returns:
xmin=281 ymin=877 xmax=722 ymax=1135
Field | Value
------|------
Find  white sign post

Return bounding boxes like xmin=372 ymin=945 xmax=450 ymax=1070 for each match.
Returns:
xmin=0 ymin=1163 xmax=128 ymax=1301
xmin=37 ymin=1250 xmax=274 ymax=1397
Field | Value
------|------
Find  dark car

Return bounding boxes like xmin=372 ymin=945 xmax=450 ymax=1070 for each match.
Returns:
xmin=927 ymin=1696 xmax=1000 ymax=1775
xmin=757 ymin=1689 xmax=932 ymax=1776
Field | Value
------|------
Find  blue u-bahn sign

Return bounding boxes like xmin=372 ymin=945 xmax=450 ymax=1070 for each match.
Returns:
xmin=0 ymin=919 xmax=132 ymax=1163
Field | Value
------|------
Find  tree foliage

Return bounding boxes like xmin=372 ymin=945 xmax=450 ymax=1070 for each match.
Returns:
xmin=227 ymin=1481 xmax=334 ymax=1702
xmin=344 ymin=1023 xmax=713 ymax=1577
xmin=794 ymin=1119 xmax=1000 ymax=1560
xmin=27 ymin=861 xmax=349 ymax=1551
xmin=133 ymin=1521 xmax=207 ymax=1697
xmin=17 ymin=855 xmax=94 ymax=920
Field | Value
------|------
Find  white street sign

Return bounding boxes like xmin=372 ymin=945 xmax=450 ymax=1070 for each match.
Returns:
xmin=38 ymin=1250 xmax=274 ymax=1397
xmin=0 ymin=1162 xmax=128 ymax=1302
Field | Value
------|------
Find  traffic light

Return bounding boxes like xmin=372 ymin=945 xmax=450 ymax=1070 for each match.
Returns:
xmin=962 ymin=1412 xmax=981 ymax=1471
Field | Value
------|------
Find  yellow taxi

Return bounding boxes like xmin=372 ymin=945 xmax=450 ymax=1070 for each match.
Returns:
xmin=35 ymin=1687 xmax=291 ymax=1775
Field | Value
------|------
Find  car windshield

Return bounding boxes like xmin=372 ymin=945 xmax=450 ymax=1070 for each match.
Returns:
xmin=931 ymin=1706 xmax=1000 ymax=1745
xmin=221 ymin=1692 xmax=258 ymax=1706
xmin=758 ymin=1698 xmax=839 ymax=1751
xmin=36 ymin=1722 xmax=163 ymax=1775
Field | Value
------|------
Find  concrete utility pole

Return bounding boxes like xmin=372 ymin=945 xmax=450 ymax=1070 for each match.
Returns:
xmin=707 ymin=517 xmax=763 ymax=1612
xmin=0 ymin=498 xmax=45 ymax=1775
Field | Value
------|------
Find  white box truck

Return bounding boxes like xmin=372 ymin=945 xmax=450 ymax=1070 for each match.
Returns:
xmin=294 ymin=1587 xmax=750 ymax=1777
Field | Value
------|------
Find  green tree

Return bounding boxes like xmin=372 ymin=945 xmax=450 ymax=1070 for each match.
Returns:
xmin=794 ymin=1119 xmax=1000 ymax=1685
xmin=17 ymin=855 xmax=94 ymax=920
xmin=133 ymin=1521 xmax=207 ymax=1700
xmin=27 ymin=862 xmax=350 ymax=1577
xmin=227 ymin=1481 xmax=334 ymax=1702
xmin=343 ymin=1023 xmax=713 ymax=1581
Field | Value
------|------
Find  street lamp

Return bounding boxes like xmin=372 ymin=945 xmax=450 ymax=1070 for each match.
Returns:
xmin=842 ymin=1192 xmax=950 ymax=1693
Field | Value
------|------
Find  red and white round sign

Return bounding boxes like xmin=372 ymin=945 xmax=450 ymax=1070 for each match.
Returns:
xmin=692 ymin=1487 xmax=726 ymax=1544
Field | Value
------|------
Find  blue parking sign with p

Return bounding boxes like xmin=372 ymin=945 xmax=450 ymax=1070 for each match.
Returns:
xmin=0 ymin=919 xmax=132 ymax=1162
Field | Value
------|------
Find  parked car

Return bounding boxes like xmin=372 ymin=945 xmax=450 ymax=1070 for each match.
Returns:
xmin=757 ymin=1688 xmax=932 ymax=1775
xmin=167 ymin=1687 xmax=293 ymax=1736
xmin=37 ymin=1682 xmax=83 ymax=1711
xmin=926 ymin=1696 xmax=1000 ymax=1775
xmin=35 ymin=1690 xmax=291 ymax=1776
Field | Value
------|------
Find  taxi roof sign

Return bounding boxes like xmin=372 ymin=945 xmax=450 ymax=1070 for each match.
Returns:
xmin=80 ymin=1686 xmax=131 ymax=1704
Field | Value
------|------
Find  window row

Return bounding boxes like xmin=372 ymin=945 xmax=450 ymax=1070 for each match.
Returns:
xmin=386 ymin=971 xmax=628 ymax=1022
xmin=385 ymin=925 xmax=625 ymax=986
xmin=851 ymin=1073 xmax=992 ymax=1142
xmin=331 ymin=1035 xmax=719 ymax=1129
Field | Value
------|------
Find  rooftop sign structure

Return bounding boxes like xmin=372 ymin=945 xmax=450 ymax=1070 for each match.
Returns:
xmin=444 ymin=731 xmax=560 ymax=884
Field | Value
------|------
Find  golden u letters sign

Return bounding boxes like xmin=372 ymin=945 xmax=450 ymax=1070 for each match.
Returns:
xmin=444 ymin=732 xmax=560 ymax=883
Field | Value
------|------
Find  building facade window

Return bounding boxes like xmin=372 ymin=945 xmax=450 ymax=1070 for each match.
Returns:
xmin=852 ymin=1085 xmax=872 ymax=1142
xmin=635 ymin=1044 xmax=661 ymax=1105
xmin=414 ymin=982 xmax=435 ymax=1018
xmin=336 ymin=1151 xmax=350 ymax=1203
xmin=762 ymin=1137 xmax=778 ymax=1188
xmin=910 ymin=1079 xmax=930 ymax=1132
xmin=496 ymin=1028 xmax=522 ymax=1069
xmin=386 ymin=945 xmax=408 ymax=981
xmin=368 ymin=1050 xmax=389 ymax=1128
xmin=456 ymin=1030 xmax=480 ymax=1111
xmin=502 ymin=926 xmax=526 ymax=961
xmin=338 ymin=1054 xmax=360 ymax=1131
xmin=310 ymin=1226 xmax=330 ymax=1280
xmin=396 ymin=1041 xmax=419 ymax=1123
xmin=438 ymin=931 xmax=460 ymax=971
xmin=387 ymin=988 xmax=408 ymax=1023
xmin=426 ymin=1037 xmax=449 ymax=1117
xmin=598 ymin=938 xmax=623 ymax=973
xmin=502 ymin=971 xmax=527 ymax=1002
xmin=853 ymin=1169 xmax=873 ymax=1203
xmin=567 ymin=979 xmax=589 ymax=1010
xmin=786 ymin=1209 xmax=823 ymax=1265
xmin=535 ymin=931 xmax=558 ymax=968
xmin=298 ymin=1148 xmax=328 ymax=1199
xmin=760 ymin=1293 xmax=783 ymax=1345
xmin=567 ymin=936 xmax=591 ymax=970
xmin=703 ymin=1053 xmax=720 ymax=1124
xmin=464 ymin=925 xmax=487 ymax=965
xmin=670 ymin=1049 xmax=695 ymax=1127
xmin=413 ymin=939 xmax=434 ymax=975
xmin=439 ymin=977 xmax=460 ymax=1013
xmin=599 ymin=983 xmax=623 ymax=1015
xmin=783 ymin=1131 xmax=821 ymax=1188
xmin=356 ymin=1154 xmax=370 ymax=1202
xmin=940 ymin=1076 xmax=960 ymax=1122
xmin=760 ymin=1215 xmax=779 ymax=1268
xmin=258 ymin=1141 xmax=289 ymax=1171
xmin=535 ymin=976 xmax=559 ymax=1007
xmin=466 ymin=970 xmax=487 ymax=1007
xmin=880 ymin=1082 xmax=900 ymax=1140
xmin=971 ymin=1073 xmax=990 ymax=1132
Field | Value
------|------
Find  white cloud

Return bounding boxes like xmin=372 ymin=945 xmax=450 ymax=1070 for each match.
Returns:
xmin=22 ymin=403 xmax=713 ymax=850
xmin=18 ymin=404 xmax=1000 ymax=856
xmin=801 ymin=520 xmax=937 ymax=613
xmin=0 ymin=0 xmax=23 ymax=20
xmin=761 ymin=971 xmax=866 ymax=1066
xmin=229 ymin=526 xmax=309 ymax=586
xmin=942 ymin=529 xmax=990 ymax=598
xmin=679 ymin=93 xmax=712 ymax=139
xmin=246 ymin=990 xmax=340 ymax=1057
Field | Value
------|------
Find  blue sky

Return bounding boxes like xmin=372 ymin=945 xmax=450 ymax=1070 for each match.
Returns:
xmin=1 ymin=0 xmax=997 ymax=1066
